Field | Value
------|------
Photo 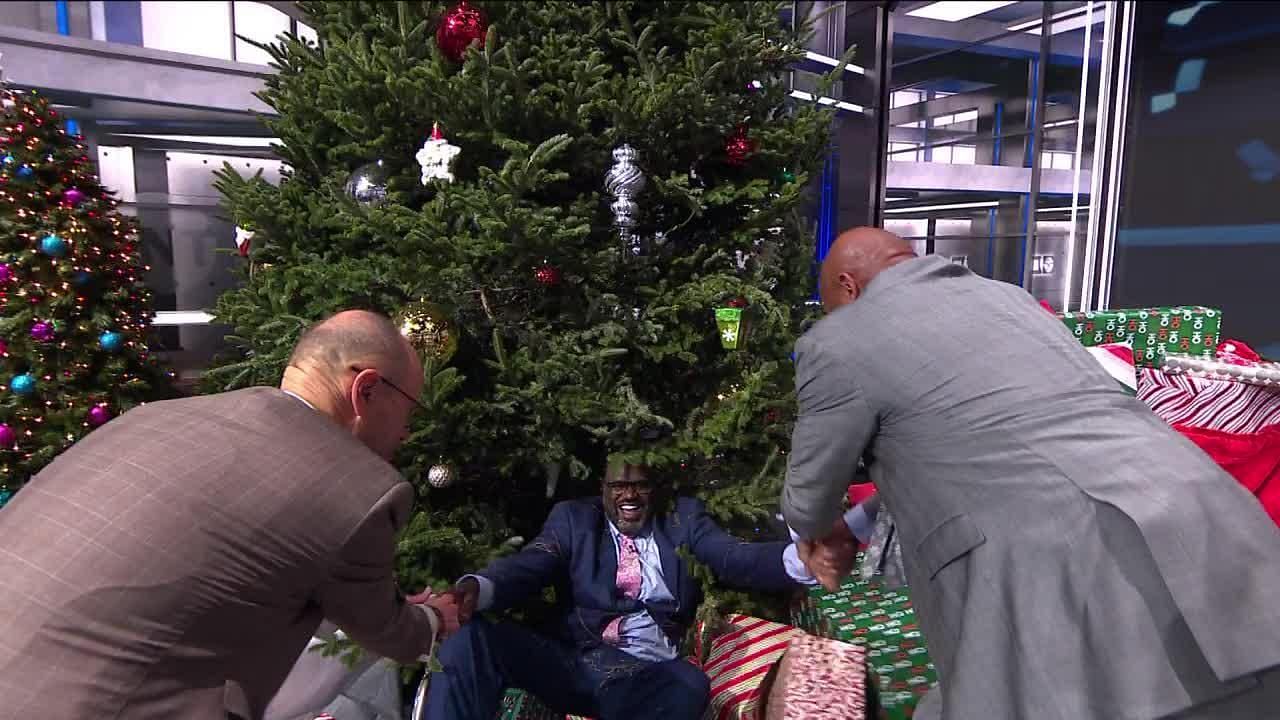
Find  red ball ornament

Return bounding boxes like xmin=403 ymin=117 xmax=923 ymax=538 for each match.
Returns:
xmin=724 ymin=126 xmax=757 ymax=167
xmin=534 ymin=264 xmax=561 ymax=287
xmin=437 ymin=1 xmax=489 ymax=63
xmin=727 ymin=296 xmax=748 ymax=308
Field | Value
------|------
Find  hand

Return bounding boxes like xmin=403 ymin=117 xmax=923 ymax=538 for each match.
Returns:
xmin=407 ymin=589 xmax=461 ymax=639
xmin=798 ymin=517 xmax=857 ymax=591
xmin=448 ymin=577 xmax=481 ymax=625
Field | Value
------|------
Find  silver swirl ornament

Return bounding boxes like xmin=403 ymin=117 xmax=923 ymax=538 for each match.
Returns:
xmin=605 ymin=144 xmax=647 ymax=257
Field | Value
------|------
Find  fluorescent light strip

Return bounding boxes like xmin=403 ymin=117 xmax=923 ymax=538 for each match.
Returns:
xmin=152 ymin=310 xmax=215 ymax=326
xmin=907 ymin=1 xmax=1017 ymax=22
xmin=803 ymin=51 xmax=868 ymax=75
xmin=1044 ymin=119 xmax=1079 ymax=129
xmin=884 ymin=201 xmax=998 ymax=214
xmin=789 ymin=90 xmax=867 ymax=114
xmin=1008 ymin=5 xmax=1102 ymax=34
xmin=1063 ymin=1 xmax=1097 ymax=311
xmin=113 ymin=133 xmax=278 ymax=148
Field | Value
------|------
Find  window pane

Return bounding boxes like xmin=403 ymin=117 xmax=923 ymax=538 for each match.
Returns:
xmin=140 ymin=1 xmax=232 ymax=60
xmin=952 ymin=145 xmax=977 ymax=165
xmin=933 ymin=146 xmax=953 ymax=163
xmin=233 ymin=1 xmax=291 ymax=64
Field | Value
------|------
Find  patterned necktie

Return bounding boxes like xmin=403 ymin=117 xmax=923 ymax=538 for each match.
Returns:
xmin=603 ymin=534 xmax=642 ymax=644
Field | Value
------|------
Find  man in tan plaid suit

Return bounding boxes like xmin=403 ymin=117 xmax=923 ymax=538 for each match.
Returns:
xmin=0 ymin=310 xmax=457 ymax=720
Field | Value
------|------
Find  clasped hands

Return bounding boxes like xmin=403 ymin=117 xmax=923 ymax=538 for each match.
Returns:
xmin=406 ymin=576 xmax=481 ymax=641
xmin=797 ymin=515 xmax=858 ymax=591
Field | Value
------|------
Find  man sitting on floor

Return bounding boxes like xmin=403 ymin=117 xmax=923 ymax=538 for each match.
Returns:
xmin=422 ymin=461 xmax=875 ymax=720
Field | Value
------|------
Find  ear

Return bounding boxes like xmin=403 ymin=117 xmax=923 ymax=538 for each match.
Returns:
xmin=838 ymin=271 xmax=860 ymax=300
xmin=349 ymin=368 xmax=380 ymax=418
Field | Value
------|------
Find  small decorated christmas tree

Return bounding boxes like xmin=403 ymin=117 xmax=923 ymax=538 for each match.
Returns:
xmin=0 ymin=89 xmax=171 ymax=499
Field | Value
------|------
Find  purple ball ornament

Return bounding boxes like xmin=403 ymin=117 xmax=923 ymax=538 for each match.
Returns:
xmin=0 ymin=263 xmax=12 ymax=284
xmin=0 ymin=423 xmax=15 ymax=447
xmin=87 ymin=404 xmax=111 ymax=427
xmin=62 ymin=187 xmax=86 ymax=206
xmin=0 ymin=337 xmax=7 ymax=355
xmin=30 ymin=321 xmax=55 ymax=342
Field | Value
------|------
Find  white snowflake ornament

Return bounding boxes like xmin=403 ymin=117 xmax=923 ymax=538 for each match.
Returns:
xmin=415 ymin=123 xmax=461 ymax=184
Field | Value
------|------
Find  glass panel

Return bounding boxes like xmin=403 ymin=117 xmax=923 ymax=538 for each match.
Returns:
xmin=884 ymin=0 xmax=1109 ymax=309
xmin=233 ymin=1 xmax=291 ymax=65
xmin=140 ymin=1 xmax=232 ymax=60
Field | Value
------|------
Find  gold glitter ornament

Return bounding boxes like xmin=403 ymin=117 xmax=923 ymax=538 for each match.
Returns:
xmin=394 ymin=300 xmax=457 ymax=363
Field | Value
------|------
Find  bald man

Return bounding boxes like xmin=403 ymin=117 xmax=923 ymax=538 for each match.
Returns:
xmin=0 ymin=310 xmax=457 ymax=720
xmin=783 ymin=228 xmax=1280 ymax=720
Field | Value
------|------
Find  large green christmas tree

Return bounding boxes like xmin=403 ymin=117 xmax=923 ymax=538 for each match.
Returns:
xmin=208 ymin=0 xmax=842 ymax=598
xmin=0 ymin=89 xmax=171 ymax=498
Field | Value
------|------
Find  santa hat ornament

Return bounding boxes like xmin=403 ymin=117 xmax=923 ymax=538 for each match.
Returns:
xmin=234 ymin=226 xmax=254 ymax=258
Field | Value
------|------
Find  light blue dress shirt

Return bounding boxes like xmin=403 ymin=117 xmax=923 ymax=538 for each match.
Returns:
xmin=466 ymin=504 xmax=877 ymax=662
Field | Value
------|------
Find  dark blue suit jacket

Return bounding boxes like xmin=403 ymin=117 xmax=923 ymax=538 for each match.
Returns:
xmin=478 ymin=496 xmax=795 ymax=651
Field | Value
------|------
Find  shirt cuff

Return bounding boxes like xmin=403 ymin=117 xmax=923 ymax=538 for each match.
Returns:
xmin=782 ymin=543 xmax=819 ymax=586
xmin=460 ymin=574 xmax=496 ymax=612
xmin=414 ymin=604 xmax=438 ymax=662
xmin=786 ymin=503 xmax=876 ymax=544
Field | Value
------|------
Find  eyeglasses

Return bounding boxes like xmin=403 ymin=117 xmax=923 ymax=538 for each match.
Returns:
xmin=350 ymin=365 xmax=430 ymax=414
xmin=605 ymin=480 xmax=654 ymax=495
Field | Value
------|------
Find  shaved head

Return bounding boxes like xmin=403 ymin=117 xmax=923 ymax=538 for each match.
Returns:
xmin=819 ymin=227 xmax=916 ymax=313
xmin=282 ymin=309 xmax=425 ymax=461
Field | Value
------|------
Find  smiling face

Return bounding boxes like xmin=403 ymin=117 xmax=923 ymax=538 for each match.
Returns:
xmin=602 ymin=463 xmax=655 ymax=536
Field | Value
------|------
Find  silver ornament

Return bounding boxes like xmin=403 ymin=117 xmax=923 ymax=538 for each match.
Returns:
xmin=427 ymin=463 xmax=457 ymax=488
xmin=345 ymin=160 xmax=391 ymax=206
xmin=605 ymin=144 xmax=646 ymax=255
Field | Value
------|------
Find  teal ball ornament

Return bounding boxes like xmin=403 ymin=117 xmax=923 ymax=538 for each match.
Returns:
xmin=99 ymin=331 xmax=124 ymax=352
xmin=40 ymin=234 xmax=68 ymax=257
xmin=9 ymin=373 xmax=36 ymax=396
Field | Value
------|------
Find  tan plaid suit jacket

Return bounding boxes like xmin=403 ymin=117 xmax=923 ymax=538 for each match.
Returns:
xmin=0 ymin=387 xmax=436 ymax=720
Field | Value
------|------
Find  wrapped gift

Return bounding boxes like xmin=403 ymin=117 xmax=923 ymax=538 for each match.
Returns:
xmin=1058 ymin=306 xmax=1221 ymax=367
xmin=764 ymin=634 xmax=869 ymax=720
xmin=496 ymin=688 xmax=561 ymax=720
xmin=702 ymin=614 xmax=804 ymax=720
xmin=1085 ymin=342 xmax=1138 ymax=395
xmin=1161 ymin=344 xmax=1280 ymax=388
xmin=790 ymin=559 xmax=937 ymax=720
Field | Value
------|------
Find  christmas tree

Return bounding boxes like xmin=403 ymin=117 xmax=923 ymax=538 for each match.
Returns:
xmin=0 ymin=89 xmax=171 ymax=501
xmin=208 ymin=1 xmax=844 ymax=600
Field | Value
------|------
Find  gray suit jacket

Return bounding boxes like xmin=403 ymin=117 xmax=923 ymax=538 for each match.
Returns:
xmin=782 ymin=256 xmax=1280 ymax=719
xmin=0 ymin=387 xmax=436 ymax=720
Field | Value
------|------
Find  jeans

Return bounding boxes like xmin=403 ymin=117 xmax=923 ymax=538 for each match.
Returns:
xmin=423 ymin=618 xmax=709 ymax=720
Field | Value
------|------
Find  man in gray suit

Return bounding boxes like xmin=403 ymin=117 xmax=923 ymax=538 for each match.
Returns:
xmin=0 ymin=310 xmax=458 ymax=720
xmin=783 ymin=228 xmax=1280 ymax=720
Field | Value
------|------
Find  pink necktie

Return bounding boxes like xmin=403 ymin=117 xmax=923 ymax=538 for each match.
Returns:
xmin=603 ymin=535 xmax=642 ymax=644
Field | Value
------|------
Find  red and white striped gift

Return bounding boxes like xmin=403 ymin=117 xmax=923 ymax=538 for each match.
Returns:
xmin=702 ymin=614 xmax=803 ymax=720
xmin=1138 ymin=368 xmax=1280 ymax=434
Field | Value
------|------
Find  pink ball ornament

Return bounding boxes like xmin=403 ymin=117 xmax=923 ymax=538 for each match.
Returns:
xmin=0 ymin=338 xmax=6 ymax=355
xmin=87 ymin=405 xmax=111 ymax=427
xmin=30 ymin=321 xmax=54 ymax=342
xmin=62 ymin=187 xmax=86 ymax=206
xmin=0 ymin=423 xmax=14 ymax=447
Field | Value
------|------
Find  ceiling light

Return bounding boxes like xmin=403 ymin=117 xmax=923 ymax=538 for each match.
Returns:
xmin=789 ymin=90 xmax=867 ymax=114
xmin=884 ymin=201 xmax=999 ymax=214
xmin=803 ymin=51 xmax=868 ymax=75
xmin=152 ymin=310 xmax=214 ymax=326
xmin=112 ymin=133 xmax=277 ymax=147
xmin=907 ymin=1 xmax=1017 ymax=22
xmin=1008 ymin=5 xmax=1103 ymax=34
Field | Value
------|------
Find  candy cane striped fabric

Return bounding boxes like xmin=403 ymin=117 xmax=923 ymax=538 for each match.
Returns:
xmin=702 ymin=614 xmax=803 ymax=720
xmin=765 ymin=634 xmax=867 ymax=720
xmin=1138 ymin=368 xmax=1280 ymax=434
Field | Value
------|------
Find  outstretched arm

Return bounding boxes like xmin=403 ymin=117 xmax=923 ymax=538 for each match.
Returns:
xmin=684 ymin=499 xmax=795 ymax=593
xmin=462 ymin=502 xmax=573 ymax=614
xmin=782 ymin=335 xmax=877 ymax=541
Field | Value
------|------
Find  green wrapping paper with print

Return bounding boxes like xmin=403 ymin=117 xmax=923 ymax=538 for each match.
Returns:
xmin=716 ymin=307 xmax=745 ymax=350
xmin=791 ymin=555 xmax=938 ymax=720
xmin=1057 ymin=306 xmax=1222 ymax=367
xmin=495 ymin=688 xmax=560 ymax=720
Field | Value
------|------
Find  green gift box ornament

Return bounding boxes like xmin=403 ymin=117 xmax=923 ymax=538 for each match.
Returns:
xmin=715 ymin=299 xmax=748 ymax=350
